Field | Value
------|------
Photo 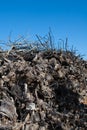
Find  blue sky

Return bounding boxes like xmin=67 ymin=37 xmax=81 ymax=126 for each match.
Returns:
xmin=0 ymin=0 xmax=87 ymax=59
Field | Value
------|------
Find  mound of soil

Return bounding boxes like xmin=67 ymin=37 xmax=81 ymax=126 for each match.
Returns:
xmin=0 ymin=48 xmax=87 ymax=130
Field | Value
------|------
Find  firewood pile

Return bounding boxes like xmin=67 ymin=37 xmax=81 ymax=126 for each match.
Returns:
xmin=0 ymin=47 xmax=87 ymax=130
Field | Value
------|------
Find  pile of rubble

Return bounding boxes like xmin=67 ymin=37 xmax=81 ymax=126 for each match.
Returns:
xmin=0 ymin=48 xmax=87 ymax=130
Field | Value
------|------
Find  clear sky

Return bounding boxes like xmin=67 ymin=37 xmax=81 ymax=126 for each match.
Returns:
xmin=0 ymin=0 xmax=87 ymax=59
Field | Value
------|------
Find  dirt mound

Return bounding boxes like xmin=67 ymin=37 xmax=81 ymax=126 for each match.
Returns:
xmin=0 ymin=48 xmax=87 ymax=130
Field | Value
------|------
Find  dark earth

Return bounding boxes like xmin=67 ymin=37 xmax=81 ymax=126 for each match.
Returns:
xmin=0 ymin=46 xmax=87 ymax=130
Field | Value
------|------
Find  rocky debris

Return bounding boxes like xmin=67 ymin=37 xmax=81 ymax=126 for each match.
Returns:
xmin=0 ymin=48 xmax=87 ymax=130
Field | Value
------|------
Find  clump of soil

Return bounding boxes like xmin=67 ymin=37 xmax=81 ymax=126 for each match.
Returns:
xmin=0 ymin=47 xmax=87 ymax=130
